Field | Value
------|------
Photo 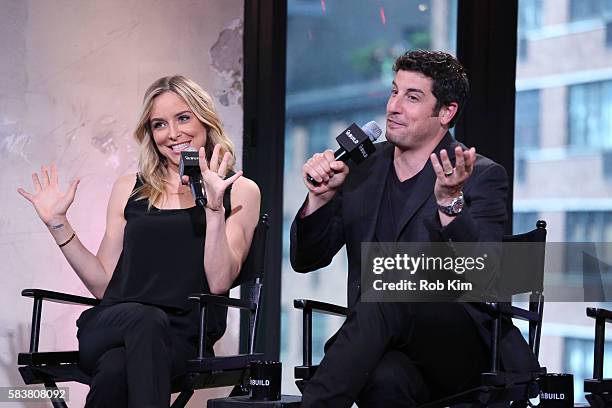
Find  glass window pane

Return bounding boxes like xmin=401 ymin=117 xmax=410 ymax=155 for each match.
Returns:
xmin=569 ymin=0 xmax=602 ymax=21
xmin=568 ymin=80 xmax=612 ymax=148
xmin=283 ymin=0 xmax=458 ymax=393
xmin=564 ymin=337 xmax=612 ymax=399
xmin=515 ymin=0 xmax=612 ymax=402
xmin=515 ymin=90 xmax=541 ymax=151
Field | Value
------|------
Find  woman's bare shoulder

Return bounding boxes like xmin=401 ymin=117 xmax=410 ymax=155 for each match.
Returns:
xmin=109 ymin=173 xmax=138 ymax=207
xmin=231 ymin=175 xmax=260 ymax=202
xmin=113 ymin=173 xmax=138 ymax=192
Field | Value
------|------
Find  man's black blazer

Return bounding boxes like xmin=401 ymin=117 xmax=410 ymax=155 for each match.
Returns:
xmin=290 ymin=132 xmax=539 ymax=373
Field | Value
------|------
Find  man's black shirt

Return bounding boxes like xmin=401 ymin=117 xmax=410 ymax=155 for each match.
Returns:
xmin=375 ymin=161 xmax=419 ymax=242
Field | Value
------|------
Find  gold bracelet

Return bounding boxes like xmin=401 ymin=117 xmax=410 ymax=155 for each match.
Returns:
xmin=58 ymin=232 xmax=76 ymax=248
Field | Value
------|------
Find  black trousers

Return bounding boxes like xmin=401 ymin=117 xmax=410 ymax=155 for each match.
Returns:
xmin=300 ymin=302 xmax=490 ymax=408
xmin=76 ymin=302 xmax=200 ymax=408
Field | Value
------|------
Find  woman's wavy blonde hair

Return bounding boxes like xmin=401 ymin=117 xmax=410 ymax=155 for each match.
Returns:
xmin=132 ymin=75 xmax=236 ymax=207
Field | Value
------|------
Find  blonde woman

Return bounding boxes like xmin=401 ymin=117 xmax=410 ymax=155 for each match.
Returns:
xmin=18 ymin=75 xmax=261 ymax=407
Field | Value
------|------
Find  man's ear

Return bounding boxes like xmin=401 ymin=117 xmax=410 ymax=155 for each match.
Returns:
xmin=439 ymin=102 xmax=459 ymax=127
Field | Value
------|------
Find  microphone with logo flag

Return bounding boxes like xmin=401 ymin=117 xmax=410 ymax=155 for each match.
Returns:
xmin=179 ymin=147 xmax=207 ymax=207
xmin=307 ymin=121 xmax=383 ymax=186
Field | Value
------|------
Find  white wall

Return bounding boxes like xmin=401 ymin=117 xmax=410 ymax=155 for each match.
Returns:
xmin=0 ymin=0 xmax=244 ymax=406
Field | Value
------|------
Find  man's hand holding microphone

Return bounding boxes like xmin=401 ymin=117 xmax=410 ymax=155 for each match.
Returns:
xmin=301 ymin=149 xmax=350 ymax=217
xmin=300 ymin=121 xmax=382 ymax=217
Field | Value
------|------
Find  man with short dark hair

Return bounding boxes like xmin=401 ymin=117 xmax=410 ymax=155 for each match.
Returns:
xmin=291 ymin=50 xmax=539 ymax=407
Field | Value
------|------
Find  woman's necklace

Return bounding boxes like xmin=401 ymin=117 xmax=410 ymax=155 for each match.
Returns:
xmin=164 ymin=173 xmax=191 ymax=195
xmin=167 ymin=184 xmax=190 ymax=195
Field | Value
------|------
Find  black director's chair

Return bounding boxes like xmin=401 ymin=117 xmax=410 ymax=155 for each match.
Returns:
xmin=584 ymin=307 xmax=612 ymax=407
xmin=18 ymin=214 xmax=269 ymax=408
xmin=294 ymin=220 xmax=548 ymax=408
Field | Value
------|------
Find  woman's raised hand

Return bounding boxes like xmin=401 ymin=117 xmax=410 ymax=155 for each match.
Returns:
xmin=180 ymin=145 xmax=242 ymax=211
xmin=17 ymin=164 xmax=80 ymax=225
xmin=199 ymin=145 xmax=242 ymax=211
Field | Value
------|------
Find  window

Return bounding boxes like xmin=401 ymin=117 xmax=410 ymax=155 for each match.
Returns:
xmin=517 ymin=0 xmax=543 ymax=60
xmin=280 ymin=309 xmax=290 ymax=362
xmin=604 ymin=150 xmax=612 ymax=178
xmin=515 ymin=2 xmax=612 ymax=404
xmin=312 ymin=314 xmax=327 ymax=363
xmin=564 ymin=211 xmax=612 ymax=275
xmin=569 ymin=0 xmax=612 ymax=22
xmin=514 ymin=90 xmax=539 ymax=183
xmin=282 ymin=216 xmax=292 ymax=258
xmin=513 ymin=211 xmax=540 ymax=234
xmin=307 ymin=119 xmax=331 ymax=159
xmin=568 ymin=80 xmax=612 ymax=149
xmin=518 ymin=0 xmax=543 ymax=31
xmin=515 ymin=90 xmax=541 ymax=151
xmin=564 ymin=337 xmax=612 ymax=402
xmin=289 ymin=0 xmax=327 ymax=17
xmin=283 ymin=0 xmax=458 ymax=393
xmin=566 ymin=212 xmax=612 ymax=242
xmin=517 ymin=37 xmax=529 ymax=61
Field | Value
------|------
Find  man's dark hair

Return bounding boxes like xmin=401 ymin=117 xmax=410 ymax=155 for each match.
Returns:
xmin=392 ymin=50 xmax=469 ymax=128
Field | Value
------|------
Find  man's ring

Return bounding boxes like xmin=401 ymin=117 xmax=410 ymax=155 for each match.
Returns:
xmin=444 ymin=169 xmax=454 ymax=177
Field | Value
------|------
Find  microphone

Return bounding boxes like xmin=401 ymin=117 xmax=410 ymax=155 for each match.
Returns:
xmin=179 ymin=147 xmax=207 ymax=208
xmin=307 ymin=121 xmax=383 ymax=186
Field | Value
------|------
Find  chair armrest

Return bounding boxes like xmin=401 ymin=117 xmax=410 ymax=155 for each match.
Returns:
xmin=189 ymin=293 xmax=258 ymax=360
xmin=481 ymin=302 xmax=540 ymax=322
xmin=587 ymin=308 xmax=612 ymax=322
xmin=293 ymin=299 xmax=348 ymax=378
xmin=22 ymin=289 xmax=100 ymax=306
xmin=188 ymin=294 xmax=257 ymax=312
xmin=293 ymin=299 xmax=348 ymax=317
xmin=21 ymin=288 xmax=99 ymax=354
xmin=587 ymin=308 xmax=612 ymax=381
xmin=479 ymin=302 xmax=541 ymax=374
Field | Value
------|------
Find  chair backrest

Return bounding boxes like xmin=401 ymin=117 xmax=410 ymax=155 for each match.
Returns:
xmin=500 ymin=220 xmax=547 ymax=358
xmin=232 ymin=214 xmax=269 ymax=354
xmin=499 ymin=220 xmax=547 ymax=297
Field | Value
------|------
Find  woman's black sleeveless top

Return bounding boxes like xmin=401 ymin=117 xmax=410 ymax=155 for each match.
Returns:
xmin=100 ymin=175 xmax=232 ymax=343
